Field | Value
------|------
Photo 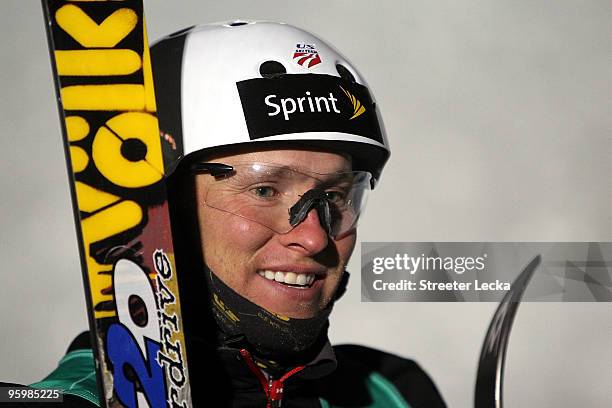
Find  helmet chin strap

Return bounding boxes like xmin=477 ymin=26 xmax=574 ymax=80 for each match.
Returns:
xmin=203 ymin=264 xmax=350 ymax=370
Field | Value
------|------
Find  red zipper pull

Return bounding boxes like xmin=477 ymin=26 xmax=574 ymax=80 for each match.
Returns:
xmin=239 ymin=348 xmax=306 ymax=408
xmin=268 ymin=378 xmax=284 ymax=407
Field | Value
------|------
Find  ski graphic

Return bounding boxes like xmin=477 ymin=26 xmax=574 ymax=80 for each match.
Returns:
xmin=41 ymin=1 xmax=192 ymax=407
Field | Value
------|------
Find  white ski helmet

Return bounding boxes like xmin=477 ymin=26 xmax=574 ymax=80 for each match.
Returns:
xmin=151 ymin=20 xmax=390 ymax=186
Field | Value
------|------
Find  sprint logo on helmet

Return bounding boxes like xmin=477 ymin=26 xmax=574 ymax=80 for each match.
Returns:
xmin=265 ymin=87 xmax=365 ymax=121
xmin=237 ymin=74 xmax=384 ymax=144
xmin=339 ymin=86 xmax=365 ymax=120
xmin=265 ymin=91 xmax=341 ymax=121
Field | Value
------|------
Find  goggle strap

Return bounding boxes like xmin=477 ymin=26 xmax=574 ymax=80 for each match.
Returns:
xmin=190 ymin=162 xmax=234 ymax=177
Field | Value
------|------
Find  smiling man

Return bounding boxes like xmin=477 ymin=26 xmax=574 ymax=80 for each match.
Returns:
xmin=178 ymin=148 xmax=364 ymax=375
xmin=153 ymin=21 xmax=445 ymax=407
xmin=196 ymin=149 xmax=356 ymax=320
xmin=27 ymin=21 xmax=445 ymax=407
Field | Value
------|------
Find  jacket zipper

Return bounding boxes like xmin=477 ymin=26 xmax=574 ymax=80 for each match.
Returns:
xmin=239 ymin=348 xmax=306 ymax=408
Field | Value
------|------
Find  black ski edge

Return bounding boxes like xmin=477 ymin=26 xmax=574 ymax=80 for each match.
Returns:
xmin=474 ymin=254 xmax=541 ymax=408
xmin=39 ymin=1 xmax=106 ymax=406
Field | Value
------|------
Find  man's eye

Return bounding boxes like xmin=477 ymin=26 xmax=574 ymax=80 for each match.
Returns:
xmin=325 ymin=190 xmax=345 ymax=203
xmin=251 ymin=186 xmax=278 ymax=198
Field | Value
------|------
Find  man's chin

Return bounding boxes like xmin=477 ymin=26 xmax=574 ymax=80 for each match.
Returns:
xmin=257 ymin=298 xmax=324 ymax=320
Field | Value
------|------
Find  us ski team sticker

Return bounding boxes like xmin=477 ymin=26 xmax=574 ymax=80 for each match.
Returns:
xmin=293 ymin=43 xmax=321 ymax=68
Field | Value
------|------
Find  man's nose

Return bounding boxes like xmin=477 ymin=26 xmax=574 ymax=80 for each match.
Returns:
xmin=280 ymin=208 xmax=329 ymax=255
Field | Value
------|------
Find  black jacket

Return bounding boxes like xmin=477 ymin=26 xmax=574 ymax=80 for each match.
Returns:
xmin=18 ymin=331 xmax=445 ymax=407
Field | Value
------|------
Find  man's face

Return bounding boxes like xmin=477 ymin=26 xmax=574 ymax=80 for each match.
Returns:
xmin=195 ymin=149 xmax=356 ymax=319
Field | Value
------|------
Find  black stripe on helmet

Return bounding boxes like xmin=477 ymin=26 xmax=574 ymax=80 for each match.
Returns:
xmin=150 ymin=28 xmax=193 ymax=175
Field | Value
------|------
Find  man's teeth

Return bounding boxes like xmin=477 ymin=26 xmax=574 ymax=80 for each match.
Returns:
xmin=257 ymin=270 xmax=316 ymax=286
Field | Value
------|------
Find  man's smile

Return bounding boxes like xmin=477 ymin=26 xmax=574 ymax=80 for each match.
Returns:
xmin=257 ymin=270 xmax=316 ymax=288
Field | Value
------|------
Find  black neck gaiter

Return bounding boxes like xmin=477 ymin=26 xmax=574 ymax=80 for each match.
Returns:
xmin=203 ymin=266 xmax=348 ymax=370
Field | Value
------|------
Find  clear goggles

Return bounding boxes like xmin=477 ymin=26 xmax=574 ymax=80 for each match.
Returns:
xmin=191 ymin=162 xmax=373 ymax=239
